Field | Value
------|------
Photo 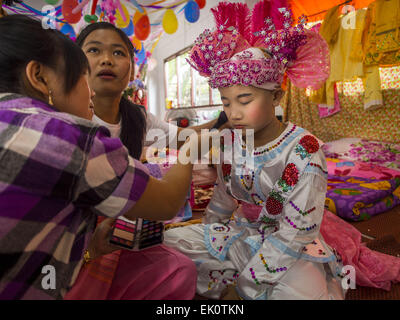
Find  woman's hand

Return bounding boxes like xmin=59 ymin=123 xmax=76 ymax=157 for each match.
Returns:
xmin=86 ymin=218 xmax=120 ymax=261
xmin=220 ymin=285 xmax=241 ymax=300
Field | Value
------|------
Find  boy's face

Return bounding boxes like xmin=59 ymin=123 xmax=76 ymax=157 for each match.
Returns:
xmin=218 ymin=85 xmax=280 ymax=136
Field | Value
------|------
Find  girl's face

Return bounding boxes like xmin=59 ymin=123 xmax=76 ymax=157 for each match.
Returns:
xmin=218 ymin=85 xmax=280 ymax=136
xmin=81 ymin=29 xmax=132 ymax=97
xmin=46 ymin=68 xmax=94 ymax=120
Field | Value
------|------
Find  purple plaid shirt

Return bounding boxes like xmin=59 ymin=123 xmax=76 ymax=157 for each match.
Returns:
xmin=0 ymin=94 xmax=150 ymax=299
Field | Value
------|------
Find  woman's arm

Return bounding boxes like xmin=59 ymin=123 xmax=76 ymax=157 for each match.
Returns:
xmin=123 ymin=160 xmax=193 ymax=221
xmin=124 ymin=130 xmax=217 ymax=221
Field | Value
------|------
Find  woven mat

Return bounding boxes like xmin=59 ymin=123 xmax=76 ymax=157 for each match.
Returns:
xmin=348 ymin=205 xmax=400 ymax=242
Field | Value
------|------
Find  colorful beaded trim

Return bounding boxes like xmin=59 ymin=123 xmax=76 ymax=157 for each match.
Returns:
xmin=208 ymin=270 xmax=239 ymax=290
xmin=308 ymin=162 xmax=328 ymax=175
xmin=252 ymin=124 xmax=297 ymax=156
xmin=284 ymin=216 xmax=317 ymax=231
xmin=251 ymin=193 xmax=264 ymax=205
xmin=259 ymin=254 xmax=287 ymax=273
xmin=289 ymin=201 xmax=315 ymax=216
xmin=249 ymin=267 xmax=261 ymax=285
xmin=213 ymin=225 xmax=231 ymax=232
xmin=240 ymin=170 xmax=255 ymax=191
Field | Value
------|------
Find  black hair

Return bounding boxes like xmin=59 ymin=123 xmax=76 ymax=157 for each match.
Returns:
xmin=4 ymin=1 xmax=23 ymax=4
xmin=0 ymin=15 xmax=89 ymax=95
xmin=76 ymin=22 xmax=146 ymax=160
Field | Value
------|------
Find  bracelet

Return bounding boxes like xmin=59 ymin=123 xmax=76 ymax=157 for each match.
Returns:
xmin=83 ymin=249 xmax=92 ymax=264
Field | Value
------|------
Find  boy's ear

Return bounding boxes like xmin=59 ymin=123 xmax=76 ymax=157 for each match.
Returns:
xmin=272 ymin=89 xmax=285 ymax=107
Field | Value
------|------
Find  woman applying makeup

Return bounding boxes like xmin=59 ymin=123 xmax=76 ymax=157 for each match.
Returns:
xmin=0 ymin=15 xmax=206 ymax=300
xmin=64 ymin=22 xmax=201 ymax=300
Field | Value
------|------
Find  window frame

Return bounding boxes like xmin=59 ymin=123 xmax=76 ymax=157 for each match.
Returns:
xmin=164 ymin=46 xmax=222 ymax=110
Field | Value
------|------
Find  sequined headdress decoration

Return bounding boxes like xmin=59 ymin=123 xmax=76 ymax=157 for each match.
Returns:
xmin=187 ymin=0 xmax=330 ymax=91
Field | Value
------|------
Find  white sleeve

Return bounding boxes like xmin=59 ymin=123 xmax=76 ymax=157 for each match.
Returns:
xmin=237 ymin=150 xmax=328 ymax=300
xmin=143 ymin=112 xmax=178 ymax=147
xmin=203 ymin=167 xmax=238 ymax=224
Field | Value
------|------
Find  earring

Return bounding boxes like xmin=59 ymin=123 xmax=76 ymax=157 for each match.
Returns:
xmin=48 ymin=90 xmax=53 ymax=106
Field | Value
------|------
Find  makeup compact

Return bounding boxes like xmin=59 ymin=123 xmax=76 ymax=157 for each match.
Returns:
xmin=109 ymin=216 xmax=164 ymax=251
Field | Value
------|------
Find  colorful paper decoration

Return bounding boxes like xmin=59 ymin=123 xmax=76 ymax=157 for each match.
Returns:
xmin=122 ymin=19 xmax=134 ymax=36
xmin=131 ymin=35 xmax=142 ymax=52
xmin=115 ymin=2 xmax=130 ymax=28
xmin=60 ymin=23 xmax=76 ymax=40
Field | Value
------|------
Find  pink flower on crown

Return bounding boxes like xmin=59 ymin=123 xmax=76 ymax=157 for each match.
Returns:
xmin=216 ymin=65 xmax=225 ymax=74
xmin=229 ymin=72 xmax=239 ymax=85
xmin=242 ymin=75 xmax=252 ymax=86
xmin=256 ymin=74 xmax=265 ymax=85
xmin=221 ymin=78 xmax=228 ymax=86
xmin=227 ymin=62 xmax=237 ymax=73
xmin=238 ymin=62 xmax=250 ymax=73
xmin=250 ymin=63 xmax=262 ymax=74
xmin=222 ymin=44 xmax=229 ymax=53
xmin=239 ymin=50 xmax=253 ymax=59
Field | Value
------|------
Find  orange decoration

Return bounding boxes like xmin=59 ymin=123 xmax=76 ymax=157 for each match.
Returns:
xmin=62 ymin=0 xmax=82 ymax=24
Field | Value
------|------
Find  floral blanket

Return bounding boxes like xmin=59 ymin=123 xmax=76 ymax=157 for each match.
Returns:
xmin=325 ymin=157 xmax=400 ymax=221
xmin=322 ymin=138 xmax=400 ymax=170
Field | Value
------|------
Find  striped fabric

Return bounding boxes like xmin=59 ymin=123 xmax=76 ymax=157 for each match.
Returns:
xmin=0 ymin=94 xmax=149 ymax=299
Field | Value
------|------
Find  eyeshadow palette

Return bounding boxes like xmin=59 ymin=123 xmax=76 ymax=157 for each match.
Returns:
xmin=109 ymin=216 xmax=164 ymax=251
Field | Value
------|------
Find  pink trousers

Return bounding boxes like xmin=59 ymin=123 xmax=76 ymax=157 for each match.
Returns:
xmin=64 ymin=244 xmax=197 ymax=300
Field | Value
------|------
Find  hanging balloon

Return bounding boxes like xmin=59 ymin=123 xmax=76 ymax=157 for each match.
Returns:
xmin=122 ymin=19 xmax=134 ymax=37
xmin=133 ymin=9 xmax=146 ymax=26
xmin=62 ymin=0 xmax=82 ymax=24
xmin=115 ymin=3 xmax=130 ymax=29
xmin=60 ymin=23 xmax=76 ymax=40
xmin=131 ymin=35 xmax=142 ymax=52
xmin=162 ymin=9 xmax=178 ymax=34
xmin=45 ymin=0 xmax=59 ymax=5
xmin=134 ymin=14 xmax=150 ymax=41
xmin=195 ymin=0 xmax=206 ymax=9
xmin=185 ymin=0 xmax=200 ymax=23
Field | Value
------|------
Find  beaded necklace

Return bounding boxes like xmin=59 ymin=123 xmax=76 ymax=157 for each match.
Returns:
xmin=238 ymin=124 xmax=297 ymax=156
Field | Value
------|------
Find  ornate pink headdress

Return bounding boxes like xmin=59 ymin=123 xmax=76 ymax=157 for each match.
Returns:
xmin=186 ymin=0 xmax=330 ymax=91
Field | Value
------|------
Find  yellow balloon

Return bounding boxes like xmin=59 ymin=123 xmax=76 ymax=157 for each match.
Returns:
xmin=116 ymin=3 xmax=130 ymax=28
xmin=131 ymin=36 xmax=142 ymax=51
xmin=162 ymin=9 xmax=178 ymax=34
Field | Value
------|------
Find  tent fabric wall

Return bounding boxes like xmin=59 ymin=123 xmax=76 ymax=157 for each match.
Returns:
xmin=282 ymin=68 xmax=400 ymax=143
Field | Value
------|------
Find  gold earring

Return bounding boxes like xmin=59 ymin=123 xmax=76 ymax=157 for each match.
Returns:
xmin=48 ymin=90 xmax=53 ymax=106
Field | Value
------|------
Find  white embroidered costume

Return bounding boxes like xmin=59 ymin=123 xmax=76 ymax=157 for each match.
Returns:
xmin=165 ymin=123 xmax=345 ymax=299
xmin=165 ymin=0 xmax=344 ymax=300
